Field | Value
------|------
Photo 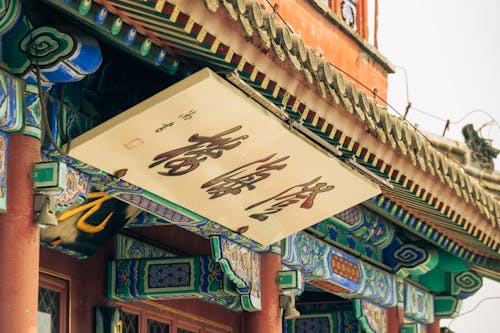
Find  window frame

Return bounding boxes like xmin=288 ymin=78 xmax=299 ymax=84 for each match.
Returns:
xmin=118 ymin=302 xmax=231 ymax=333
xmin=145 ymin=312 xmax=174 ymax=333
xmin=315 ymin=0 xmax=368 ymax=39
xmin=39 ymin=270 xmax=71 ymax=333
xmin=176 ymin=321 xmax=202 ymax=333
xmin=120 ymin=307 xmax=141 ymax=333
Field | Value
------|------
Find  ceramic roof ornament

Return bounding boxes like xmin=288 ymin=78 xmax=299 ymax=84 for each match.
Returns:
xmin=462 ymin=123 xmax=500 ymax=172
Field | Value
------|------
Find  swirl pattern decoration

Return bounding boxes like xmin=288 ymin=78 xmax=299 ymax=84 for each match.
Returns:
xmin=452 ymin=271 xmax=482 ymax=299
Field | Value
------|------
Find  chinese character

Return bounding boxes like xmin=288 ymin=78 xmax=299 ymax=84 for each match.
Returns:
xmin=201 ymin=154 xmax=290 ymax=199
xmin=155 ymin=122 xmax=174 ymax=133
xmin=149 ymin=126 xmax=249 ymax=176
xmin=245 ymin=176 xmax=335 ymax=221
xmin=178 ymin=109 xmax=197 ymax=120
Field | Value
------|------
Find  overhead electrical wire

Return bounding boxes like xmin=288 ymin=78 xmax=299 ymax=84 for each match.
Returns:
xmin=390 ymin=66 xmax=499 ymax=138
xmin=446 ymin=296 xmax=500 ymax=330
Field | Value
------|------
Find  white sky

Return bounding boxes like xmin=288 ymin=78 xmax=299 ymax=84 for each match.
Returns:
xmin=377 ymin=0 xmax=500 ymax=163
xmin=376 ymin=1 xmax=500 ymax=331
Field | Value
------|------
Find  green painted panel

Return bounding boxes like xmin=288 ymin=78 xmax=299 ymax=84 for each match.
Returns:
xmin=434 ymin=296 xmax=462 ymax=318
xmin=401 ymin=323 xmax=418 ymax=333
xmin=418 ymin=270 xmax=446 ymax=293
xmin=437 ymin=251 xmax=468 ymax=272
xmin=32 ymin=161 xmax=68 ymax=193
xmin=107 ymin=256 xmax=241 ymax=310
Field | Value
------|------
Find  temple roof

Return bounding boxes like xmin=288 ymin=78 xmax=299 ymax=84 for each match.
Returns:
xmin=427 ymin=128 xmax=500 ymax=199
xmin=41 ymin=0 xmax=500 ymax=274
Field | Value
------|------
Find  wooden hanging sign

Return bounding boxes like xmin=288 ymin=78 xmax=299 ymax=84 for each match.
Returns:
xmin=68 ymin=68 xmax=380 ymax=245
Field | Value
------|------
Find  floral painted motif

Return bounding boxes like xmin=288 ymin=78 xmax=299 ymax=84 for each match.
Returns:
xmin=211 ymin=236 xmax=262 ymax=311
xmin=282 ymin=232 xmax=362 ymax=292
xmin=54 ymin=166 xmax=91 ymax=210
xmin=361 ymin=300 xmax=388 ymax=333
xmin=116 ymin=234 xmax=175 ymax=259
xmin=199 ymin=256 xmax=241 ymax=311
xmin=0 ymin=71 xmax=23 ymax=132
xmin=352 ymin=263 xmax=396 ymax=307
xmin=404 ymin=283 xmax=434 ymax=324
xmin=221 ymin=237 xmax=261 ymax=307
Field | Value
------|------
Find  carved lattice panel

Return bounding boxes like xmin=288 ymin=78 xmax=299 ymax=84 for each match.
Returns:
xmin=38 ymin=287 xmax=60 ymax=333
xmin=121 ymin=311 xmax=139 ymax=333
xmin=295 ymin=317 xmax=331 ymax=333
xmin=148 ymin=319 xmax=170 ymax=333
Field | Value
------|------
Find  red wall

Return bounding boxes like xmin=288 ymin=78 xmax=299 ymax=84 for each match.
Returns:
xmin=261 ymin=0 xmax=389 ymax=100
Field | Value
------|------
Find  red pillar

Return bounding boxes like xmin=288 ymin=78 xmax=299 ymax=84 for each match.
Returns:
xmin=0 ymin=134 xmax=40 ymax=333
xmin=245 ymin=252 xmax=282 ymax=333
xmin=427 ymin=318 xmax=441 ymax=333
xmin=387 ymin=306 xmax=404 ymax=333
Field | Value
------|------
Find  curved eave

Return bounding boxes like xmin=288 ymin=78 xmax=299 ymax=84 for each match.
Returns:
xmin=428 ymin=133 xmax=500 ymax=198
xmin=365 ymin=195 xmax=500 ymax=272
xmin=42 ymin=0 xmax=500 ymax=266
xmin=470 ymin=264 xmax=500 ymax=282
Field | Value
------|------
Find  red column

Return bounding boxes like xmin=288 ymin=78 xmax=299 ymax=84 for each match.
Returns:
xmin=245 ymin=252 xmax=282 ymax=333
xmin=0 ymin=134 xmax=40 ymax=333
xmin=427 ymin=318 xmax=441 ymax=333
xmin=387 ymin=306 xmax=404 ymax=333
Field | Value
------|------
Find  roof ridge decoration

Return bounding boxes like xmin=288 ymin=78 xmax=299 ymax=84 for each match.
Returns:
xmin=423 ymin=131 xmax=500 ymax=197
xmin=462 ymin=123 xmax=500 ymax=172
xmin=43 ymin=0 xmax=500 ymax=254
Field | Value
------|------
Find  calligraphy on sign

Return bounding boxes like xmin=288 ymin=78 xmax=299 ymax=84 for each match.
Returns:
xmin=155 ymin=109 xmax=198 ymax=133
xmin=246 ymin=177 xmax=335 ymax=221
xmin=178 ymin=109 xmax=197 ymax=120
xmin=201 ymin=154 xmax=290 ymax=199
xmin=155 ymin=122 xmax=174 ymax=133
xmin=68 ymin=68 xmax=380 ymax=245
xmin=149 ymin=126 xmax=249 ymax=176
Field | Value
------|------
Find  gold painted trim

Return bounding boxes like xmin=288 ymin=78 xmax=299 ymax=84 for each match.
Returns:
xmin=39 ymin=267 xmax=72 ymax=333
xmin=140 ymin=300 xmax=233 ymax=332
